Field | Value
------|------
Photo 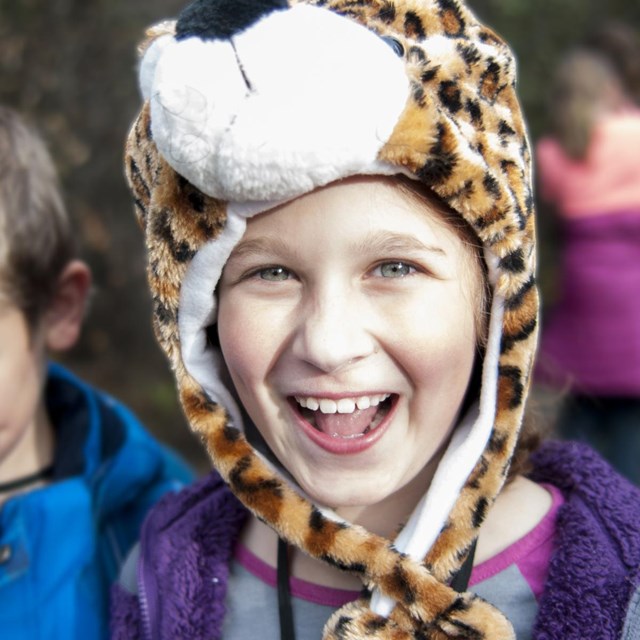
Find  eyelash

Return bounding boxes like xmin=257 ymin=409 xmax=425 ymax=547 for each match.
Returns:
xmin=247 ymin=260 xmax=421 ymax=282
xmin=371 ymin=261 xmax=419 ymax=278
xmin=254 ymin=265 xmax=293 ymax=282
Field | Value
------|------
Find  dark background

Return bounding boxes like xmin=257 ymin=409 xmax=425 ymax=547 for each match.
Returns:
xmin=1 ymin=0 xmax=638 ymax=473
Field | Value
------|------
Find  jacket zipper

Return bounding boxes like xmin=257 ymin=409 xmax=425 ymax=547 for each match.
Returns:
xmin=137 ymin=545 xmax=154 ymax=640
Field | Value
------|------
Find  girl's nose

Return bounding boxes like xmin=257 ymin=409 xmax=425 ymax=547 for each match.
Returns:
xmin=291 ymin=290 xmax=377 ymax=374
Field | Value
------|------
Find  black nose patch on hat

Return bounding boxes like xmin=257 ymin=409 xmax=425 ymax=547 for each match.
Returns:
xmin=176 ymin=0 xmax=290 ymax=41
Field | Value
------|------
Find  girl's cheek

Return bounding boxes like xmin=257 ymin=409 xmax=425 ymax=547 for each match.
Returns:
xmin=220 ymin=300 xmax=287 ymax=370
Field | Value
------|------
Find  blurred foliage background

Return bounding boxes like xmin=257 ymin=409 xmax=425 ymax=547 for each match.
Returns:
xmin=1 ymin=0 xmax=638 ymax=472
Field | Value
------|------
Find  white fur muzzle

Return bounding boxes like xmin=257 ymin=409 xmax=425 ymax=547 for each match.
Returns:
xmin=140 ymin=4 xmax=410 ymax=202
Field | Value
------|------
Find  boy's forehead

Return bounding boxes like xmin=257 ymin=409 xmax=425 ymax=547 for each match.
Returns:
xmin=0 ymin=211 xmax=7 ymax=253
xmin=0 ymin=272 xmax=10 ymax=307
xmin=0 ymin=292 xmax=20 ymax=319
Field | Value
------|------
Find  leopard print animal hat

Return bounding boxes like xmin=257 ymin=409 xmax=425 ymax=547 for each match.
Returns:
xmin=126 ymin=0 xmax=537 ymax=637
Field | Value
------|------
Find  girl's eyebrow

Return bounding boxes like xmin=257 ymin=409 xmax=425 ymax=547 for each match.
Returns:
xmin=353 ymin=231 xmax=446 ymax=257
xmin=228 ymin=237 xmax=298 ymax=262
xmin=229 ymin=231 xmax=446 ymax=262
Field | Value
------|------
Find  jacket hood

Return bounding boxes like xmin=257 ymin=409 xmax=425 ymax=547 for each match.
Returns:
xmin=125 ymin=0 xmax=538 ymax=637
xmin=45 ymin=362 xmax=190 ymax=517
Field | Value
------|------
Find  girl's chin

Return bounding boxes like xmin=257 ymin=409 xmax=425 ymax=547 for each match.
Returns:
xmin=294 ymin=457 xmax=442 ymax=531
xmin=298 ymin=478 xmax=396 ymax=513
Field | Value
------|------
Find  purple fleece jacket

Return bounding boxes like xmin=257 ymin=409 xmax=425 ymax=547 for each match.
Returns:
xmin=111 ymin=441 xmax=640 ymax=639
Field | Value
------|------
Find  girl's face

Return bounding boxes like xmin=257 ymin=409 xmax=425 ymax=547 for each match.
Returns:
xmin=218 ymin=177 xmax=481 ymax=519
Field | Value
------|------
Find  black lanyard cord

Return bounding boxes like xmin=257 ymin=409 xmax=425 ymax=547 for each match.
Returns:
xmin=277 ymin=538 xmax=296 ymax=640
xmin=449 ymin=538 xmax=477 ymax=593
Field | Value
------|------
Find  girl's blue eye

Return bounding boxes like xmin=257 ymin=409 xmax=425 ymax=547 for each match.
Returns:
xmin=378 ymin=262 xmax=414 ymax=278
xmin=258 ymin=266 xmax=291 ymax=281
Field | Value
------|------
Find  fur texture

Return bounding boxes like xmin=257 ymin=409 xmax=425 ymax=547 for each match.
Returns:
xmin=124 ymin=0 xmax=538 ymax=637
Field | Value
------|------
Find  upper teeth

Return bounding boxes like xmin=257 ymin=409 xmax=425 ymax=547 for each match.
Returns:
xmin=295 ymin=394 xmax=390 ymax=414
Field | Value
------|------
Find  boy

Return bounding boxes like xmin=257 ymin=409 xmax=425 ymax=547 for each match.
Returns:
xmin=0 ymin=105 xmax=193 ymax=639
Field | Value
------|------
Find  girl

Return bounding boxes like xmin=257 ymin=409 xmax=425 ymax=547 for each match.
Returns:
xmin=112 ymin=0 xmax=640 ymax=638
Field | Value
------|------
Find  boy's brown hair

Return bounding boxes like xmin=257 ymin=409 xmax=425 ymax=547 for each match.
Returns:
xmin=0 ymin=106 xmax=76 ymax=328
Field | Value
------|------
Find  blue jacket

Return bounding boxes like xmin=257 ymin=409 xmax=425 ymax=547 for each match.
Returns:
xmin=0 ymin=363 xmax=193 ymax=640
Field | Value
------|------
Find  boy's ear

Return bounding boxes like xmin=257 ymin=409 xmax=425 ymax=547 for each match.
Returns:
xmin=44 ymin=260 xmax=92 ymax=352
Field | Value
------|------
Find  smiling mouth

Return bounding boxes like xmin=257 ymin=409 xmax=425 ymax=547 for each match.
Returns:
xmin=291 ymin=393 xmax=395 ymax=439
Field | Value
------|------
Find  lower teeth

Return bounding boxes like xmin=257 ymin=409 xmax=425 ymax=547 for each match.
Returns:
xmin=331 ymin=427 xmax=370 ymax=440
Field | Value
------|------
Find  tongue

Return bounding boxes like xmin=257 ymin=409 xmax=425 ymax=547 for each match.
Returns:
xmin=314 ymin=406 xmax=379 ymax=437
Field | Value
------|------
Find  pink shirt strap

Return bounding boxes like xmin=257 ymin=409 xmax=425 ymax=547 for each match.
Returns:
xmin=235 ymin=543 xmax=358 ymax=607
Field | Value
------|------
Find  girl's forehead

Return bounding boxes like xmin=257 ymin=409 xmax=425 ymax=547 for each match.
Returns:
xmin=243 ymin=176 xmax=454 ymax=238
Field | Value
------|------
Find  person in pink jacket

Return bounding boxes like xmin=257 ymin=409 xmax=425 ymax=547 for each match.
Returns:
xmin=535 ymin=49 xmax=640 ymax=484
